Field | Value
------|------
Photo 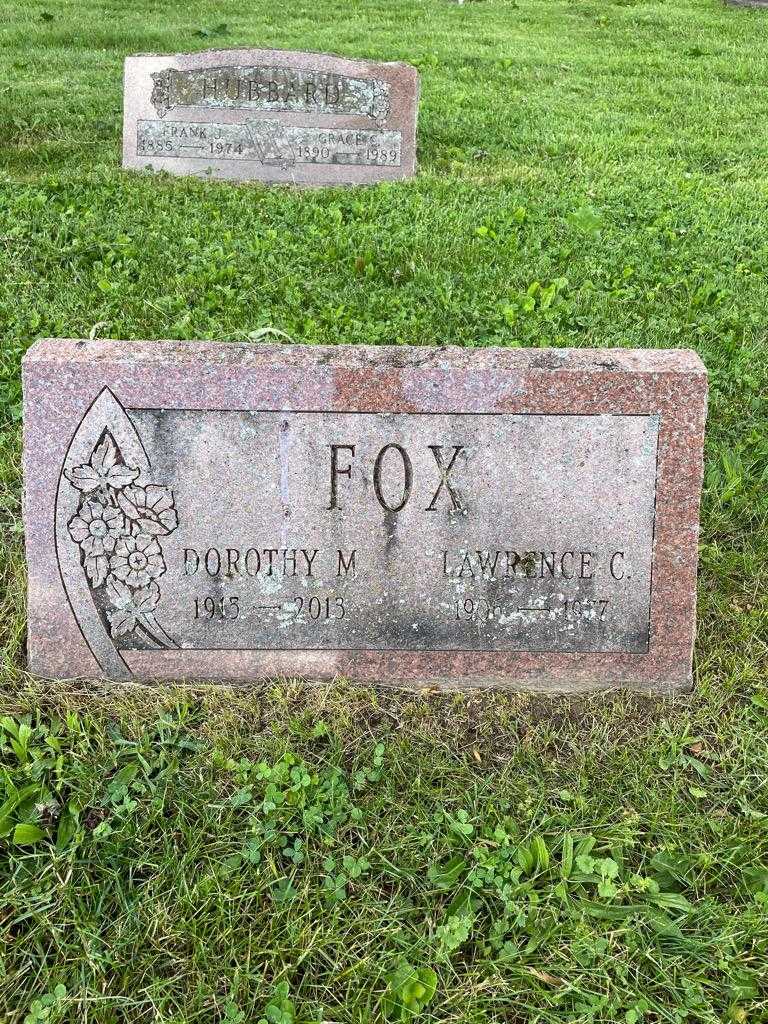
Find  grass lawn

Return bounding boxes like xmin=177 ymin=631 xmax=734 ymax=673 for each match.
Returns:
xmin=1 ymin=0 xmax=768 ymax=1020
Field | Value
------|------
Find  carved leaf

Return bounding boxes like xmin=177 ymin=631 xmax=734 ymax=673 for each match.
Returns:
xmin=107 ymin=464 xmax=140 ymax=490
xmin=108 ymin=609 xmax=138 ymax=638
xmin=145 ymin=485 xmax=174 ymax=514
xmin=117 ymin=488 xmax=141 ymax=520
xmin=105 ymin=581 xmax=161 ymax=639
xmin=134 ymin=582 xmax=160 ymax=613
xmin=91 ymin=435 xmax=118 ymax=475
xmin=64 ymin=434 xmax=139 ymax=494
xmin=137 ymin=518 xmax=166 ymax=536
xmin=84 ymin=554 xmax=109 ymax=588
xmin=105 ymin=574 xmax=133 ymax=610
xmin=64 ymin=464 xmax=103 ymax=493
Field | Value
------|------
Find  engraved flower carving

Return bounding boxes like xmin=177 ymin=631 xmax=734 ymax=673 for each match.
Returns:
xmin=370 ymin=81 xmax=391 ymax=122
xmin=64 ymin=428 xmax=178 ymax=648
xmin=105 ymin=577 xmax=161 ymax=638
xmin=67 ymin=500 xmax=125 ymax=587
xmin=117 ymin=484 xmax=178 ymax=536
xmin=67 ymin=500 xmax=124 ymax=556
xmin=64 ymin=435 xmax=139 ymax=494
xmin=109 ymin=534 xmax=166 ymax=589
xmin=150 ymin=69 xmax=172 ymax=119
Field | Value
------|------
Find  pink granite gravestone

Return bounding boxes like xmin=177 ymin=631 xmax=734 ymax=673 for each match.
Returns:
xmin=23 ymin=340 xmax=707 ymax=693
xmin=122 ymin=48 xmax=419 ymax=185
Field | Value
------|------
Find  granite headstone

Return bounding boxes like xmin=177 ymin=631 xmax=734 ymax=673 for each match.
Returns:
xmin=23 ymin=341 xmax=707 ymax=692
xmin=122 ymin=48 xmax=419 ymax=185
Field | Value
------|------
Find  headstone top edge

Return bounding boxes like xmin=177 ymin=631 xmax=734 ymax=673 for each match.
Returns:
xmin=22 ymin=339 xmax=708 ymax=376
xmin=124 ymin=48 xmax=419 ymax=73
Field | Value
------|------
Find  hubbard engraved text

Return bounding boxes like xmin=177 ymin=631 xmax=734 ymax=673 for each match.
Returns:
xmin=150 ymin=65 xmax=391 ymax=119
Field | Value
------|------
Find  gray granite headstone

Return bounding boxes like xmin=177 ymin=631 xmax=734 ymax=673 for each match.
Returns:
xmin=122 ymin=48 xmax=419 ymax=185
xmin=23 ymin=341 xmax=707 ymax=693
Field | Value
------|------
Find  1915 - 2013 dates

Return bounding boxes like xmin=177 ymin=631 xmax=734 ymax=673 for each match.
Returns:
xmin=192 ymin=594 xmax=346 ymax=622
